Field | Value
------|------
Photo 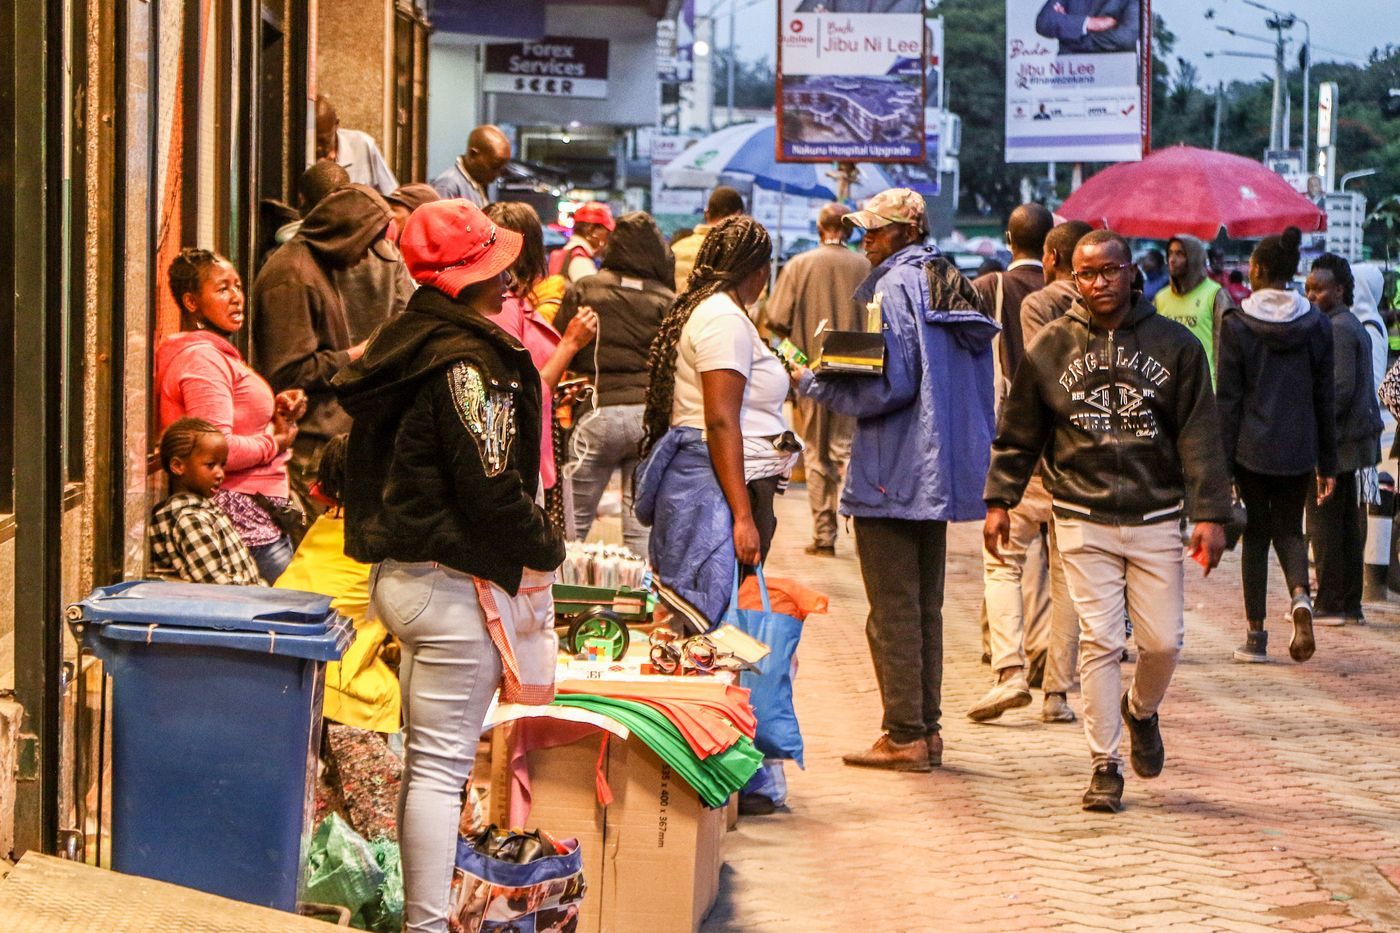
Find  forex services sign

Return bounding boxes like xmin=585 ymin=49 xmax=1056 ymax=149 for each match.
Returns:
xmin=484 ymin=37 xmax=610 ymax=99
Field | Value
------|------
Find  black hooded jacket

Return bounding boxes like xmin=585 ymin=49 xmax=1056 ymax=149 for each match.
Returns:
xmin=553 ymin=212 xmax=675 ymax=407
xmin=333 ymin=286 xmax=564 ymax=594
xmin=252 ymin=184 xmax=393 ymax=442
xmin=985 ymin=294 xmax=1233 ymax=525
xmin=1217 ymin=289 xmax=1338 ymax=477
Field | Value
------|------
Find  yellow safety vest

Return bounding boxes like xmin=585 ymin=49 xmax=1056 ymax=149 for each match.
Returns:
xmin=1154 ymin=278 xmax=1222 ymax=384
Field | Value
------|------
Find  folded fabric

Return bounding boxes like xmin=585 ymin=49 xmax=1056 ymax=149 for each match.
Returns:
xmin=556 ymin=677 xmax=757 ymax=738
xmin=738 ymin=574 xmax=829 ymax=622
xmin=552 ymin=694 xmax=762 ymax=807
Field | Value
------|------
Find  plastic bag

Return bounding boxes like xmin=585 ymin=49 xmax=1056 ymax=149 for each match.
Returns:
xmin=304 ymin=814 xmax=385 ymax=919
xmin=360 ymin=837 xmax=404 ymax=933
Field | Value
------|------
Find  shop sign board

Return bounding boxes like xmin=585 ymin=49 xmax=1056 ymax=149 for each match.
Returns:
xmin=483 ymin=37 xmax=610 ymax=99
xmin=775 ymin=0 xmax=926 ymax=163
xmin=1004 ymin=0 xmax=1151 ymax=163
xmin=1323 ymin=191 xmax=1365 ymax=262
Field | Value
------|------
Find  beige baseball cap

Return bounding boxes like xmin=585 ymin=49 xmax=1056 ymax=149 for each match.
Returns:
xmin=845 ymin=188 xmax=928 ymax=233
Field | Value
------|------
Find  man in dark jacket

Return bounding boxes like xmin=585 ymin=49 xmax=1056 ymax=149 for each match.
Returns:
xmin=985 ymin=229 xmax=1230 ymax=813
xmin=1305 ymin=254 xmax=1381 ymax=625
xmin=765 ymin=202 xmax=870 ymax=556
xmin=252 ymin=183 xmax=392 ymax=498
xmin=974 ymin=203 xmax=1055 ymax=399
xmin=553 ymin=212 xmax=675 ymax=554
xmin=1035 ymin=0 xmax=1140 ymax=55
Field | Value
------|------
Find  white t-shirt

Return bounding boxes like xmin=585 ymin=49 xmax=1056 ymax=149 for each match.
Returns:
xmin=671 ymin=293 xmax=790 ymax=438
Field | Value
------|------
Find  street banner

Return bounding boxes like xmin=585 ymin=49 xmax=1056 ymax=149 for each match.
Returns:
xmin=483 ymin=37 xmax=610 ymax=99
xmin=1004 ymin=0 xmax=1150 ymax=163
xmin=776 ymin=0 xmax=927 ymax=163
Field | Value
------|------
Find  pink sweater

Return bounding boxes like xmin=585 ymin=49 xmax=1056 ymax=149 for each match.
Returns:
xmin=156 ymin=330 xmax=291 ymax=497
xmin=497 ymin=295 xmax=562 ymax=489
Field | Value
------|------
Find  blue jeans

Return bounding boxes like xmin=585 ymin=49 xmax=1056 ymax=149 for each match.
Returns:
xmin=371 ymin=560 xmax=502 ymax=933
xmin=566 ymin=403 xmax=649 ymax=556
xmin=249 ymin=534 xmax=294 ymax=584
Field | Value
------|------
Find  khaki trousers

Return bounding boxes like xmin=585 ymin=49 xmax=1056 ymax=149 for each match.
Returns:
xmin=1054 ymin=516 xmax=1184 ymax=769
xmin=794 ymin=395 xmax=854 ymax=548
xmin=982 ymin=476 xmax=1079 ymax=693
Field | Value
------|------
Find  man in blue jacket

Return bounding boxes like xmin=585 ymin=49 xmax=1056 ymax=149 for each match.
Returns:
xmin=796 ymin=189 xmax=999 ymax=772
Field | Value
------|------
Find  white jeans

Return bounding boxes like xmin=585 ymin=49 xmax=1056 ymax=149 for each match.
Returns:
xmin=1053 ymin=517 xmax=1184 ymax=770
xmin=982 ymin=476 xmax=1079 ymax=693
xmin=371 ymin=560 xmax=504 ymax=933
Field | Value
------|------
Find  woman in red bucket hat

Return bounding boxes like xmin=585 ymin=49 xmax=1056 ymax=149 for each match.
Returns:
xmin=333 ymin=198 xmax=565 ymax=932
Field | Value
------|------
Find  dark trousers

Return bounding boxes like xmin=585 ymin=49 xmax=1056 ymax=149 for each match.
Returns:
xmin=1236 ymin=467 xmax=1311 ymax=624
xmin=1307 ymin=469 xmax=1365 ymax=616
xmin=853 ymin=517 xmax=946 ymax=744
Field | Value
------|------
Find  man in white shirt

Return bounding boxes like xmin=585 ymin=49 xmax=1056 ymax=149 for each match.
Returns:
xmin=431 ymin=125 xmax=512 ymax=208
xmin=314 ymin=96 xmax=398 ymax=197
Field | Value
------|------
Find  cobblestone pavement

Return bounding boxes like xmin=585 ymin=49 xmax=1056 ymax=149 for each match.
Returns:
xmin=704 ymin=492 xmax=1400 ymax=932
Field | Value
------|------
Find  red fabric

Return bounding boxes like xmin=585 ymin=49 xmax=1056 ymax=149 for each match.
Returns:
xmin=155 ymin=330 xmax=290 ymax=497
xmin=1058 ymin=146 xmax=1326 ymax=240
xmin=738 ymin=575 xmax=829 ymax=622
xmin=495 ymin=294 xmax=562 ymax=488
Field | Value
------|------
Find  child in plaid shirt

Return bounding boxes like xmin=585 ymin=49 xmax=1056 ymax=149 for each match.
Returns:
xmin=150 ymin=417 xmax=262 ymax=585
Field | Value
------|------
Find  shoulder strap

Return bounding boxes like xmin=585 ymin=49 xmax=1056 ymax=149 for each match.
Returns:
xmin=994 ymin=273 xmax=1005 ymax=324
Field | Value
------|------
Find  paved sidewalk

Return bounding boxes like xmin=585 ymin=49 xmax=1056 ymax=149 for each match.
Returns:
xmin=704 ymin=492 xmax=1400 ymax=932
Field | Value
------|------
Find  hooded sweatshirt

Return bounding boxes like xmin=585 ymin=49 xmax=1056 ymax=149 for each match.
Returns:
xmin=155 ymin=329 xmax=290 ymax=497
xmin=252 ymin=183 xmax=393 ymax=443
xmin=1216 ymin=288 xmax=1337 ymax=477
xmin=1153 ymin=234 xmax=1235 ymax=379
xmin=986 ymin=294 xmax=1233 ymax=525
xmin=1320 ymin=302 xmax=1382 ymax=472
xmin=1352 ymin=263 xmax=1388 ymax=396
xmin=332 ymin=286 xmax=563 ymax=594
xmin=554 ymin=212 xmax=677 ymax=407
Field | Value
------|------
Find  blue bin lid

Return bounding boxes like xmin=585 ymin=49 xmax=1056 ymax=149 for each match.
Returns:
xmin=67 ymin=581 xmax=355 ymax=662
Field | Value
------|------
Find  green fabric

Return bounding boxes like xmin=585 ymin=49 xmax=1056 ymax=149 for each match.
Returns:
xmin=552 ymin=694 xmax=762 ymax=807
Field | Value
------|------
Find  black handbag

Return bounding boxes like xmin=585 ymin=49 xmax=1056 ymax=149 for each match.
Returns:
xmin=1224 ymin=495 xmax=1247 ymax=551
xmin=252 ymin=492 xmax=308 ymax=549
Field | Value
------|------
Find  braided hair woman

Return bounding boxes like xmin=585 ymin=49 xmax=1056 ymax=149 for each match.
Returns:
xmin=636 ymin=215 xmax=797 ymax=623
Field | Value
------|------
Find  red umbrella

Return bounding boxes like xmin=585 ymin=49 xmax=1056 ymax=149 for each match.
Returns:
xmin=1058 ymin=145 xmax=1326 ymax=240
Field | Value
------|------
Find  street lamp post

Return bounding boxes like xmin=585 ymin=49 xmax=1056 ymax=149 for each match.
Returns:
xmin=1241 ymin=1 xmax=1309 ymax=164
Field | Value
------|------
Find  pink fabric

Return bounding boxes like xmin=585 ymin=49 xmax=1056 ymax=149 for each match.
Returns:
xmin=496 ymin=295 xmax=562 ymax=488
xmin=506 ymin=720 xmax=610 ymax=828
xmin=155 ymin=330 xmax=290 ymax=498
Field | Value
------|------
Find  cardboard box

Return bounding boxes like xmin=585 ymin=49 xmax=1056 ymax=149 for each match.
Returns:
xmin=522 ymin=733 xmax=724 ymax=933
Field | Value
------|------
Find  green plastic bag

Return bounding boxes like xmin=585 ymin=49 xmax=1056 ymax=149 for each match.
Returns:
xmin=359 ymin=837 xmax=405 ymax=933
xmin=304 ymin=814 xmax=384 ymax=919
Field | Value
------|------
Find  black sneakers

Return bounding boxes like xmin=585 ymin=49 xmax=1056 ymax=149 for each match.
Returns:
xmin=1121 ymin=692 xmax=1164 ymax=778
xmin=1082 ymin=763 xmax=1124 ymax=812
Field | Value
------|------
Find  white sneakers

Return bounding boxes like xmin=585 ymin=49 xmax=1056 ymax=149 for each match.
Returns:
xmin=967 ymin=671 xmax=1033 ymax=722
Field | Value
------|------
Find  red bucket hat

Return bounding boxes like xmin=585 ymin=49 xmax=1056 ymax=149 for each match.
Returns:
xmin=399 ymin=199 xmax=522 ymax=298
xmin=572 ymin=201 xmax=615 ymax=231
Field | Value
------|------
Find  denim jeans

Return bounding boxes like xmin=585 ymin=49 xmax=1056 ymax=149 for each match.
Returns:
xmin=566 ymin=404 xmax=648 ymax=555
xmin=370 ymin=560 xmax=503 ymax=933
xmin=249 ymin=534 xmax=294 ymax=584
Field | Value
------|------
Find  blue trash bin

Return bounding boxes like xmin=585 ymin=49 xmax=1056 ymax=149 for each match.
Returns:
xmin=67 ymin=580 xmax=354 ymax=911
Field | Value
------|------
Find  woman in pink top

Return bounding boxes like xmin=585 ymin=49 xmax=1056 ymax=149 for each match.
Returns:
xmin=156 ymin=248 xmax=306 ymax=582
xmin=484 ymin=203 xmax=597 ymax=506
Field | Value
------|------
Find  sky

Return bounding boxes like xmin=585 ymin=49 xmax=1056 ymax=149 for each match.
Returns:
xmin=720 ymin=0 xmax=1397 ymax=90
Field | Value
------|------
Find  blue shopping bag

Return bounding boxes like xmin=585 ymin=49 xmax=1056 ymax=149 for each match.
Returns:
xmin=725 ymin=565 xmax=805 ymax=766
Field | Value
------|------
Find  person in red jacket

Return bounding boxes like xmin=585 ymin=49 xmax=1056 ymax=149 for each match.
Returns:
xmin=156 ymin=248 xmax=306 ymax=581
